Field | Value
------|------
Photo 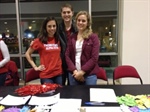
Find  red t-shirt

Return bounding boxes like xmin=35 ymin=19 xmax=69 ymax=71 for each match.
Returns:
xmin=31 ymin=38 xmax=62 ymax=78
xmin=66 ymin=29 xmax=71 ymax=39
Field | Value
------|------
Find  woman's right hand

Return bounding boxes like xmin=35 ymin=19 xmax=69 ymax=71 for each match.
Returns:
xmin=73 ymin=70 xmax=85 ymax=82
xmin=34 ymin=64 xmax=45 ymax=71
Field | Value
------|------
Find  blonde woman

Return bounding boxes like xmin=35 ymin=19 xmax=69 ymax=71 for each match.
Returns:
xmin=65 ymin=11 xmax=100 ymax=85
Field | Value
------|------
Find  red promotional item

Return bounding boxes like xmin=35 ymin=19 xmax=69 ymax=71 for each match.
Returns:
xmin=15 ymin=83 xmax=61 ymax=96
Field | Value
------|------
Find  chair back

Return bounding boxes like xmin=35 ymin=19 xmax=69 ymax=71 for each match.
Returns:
xmin=113 ymin=65 xmax=143 ymax=85
xmin=25 ymin=68 xmax=40 ymax=84
xmin=5 ymin=60 xmax=19 ymax=86
xmin=97 ymin=67 xmax=108 ymax=84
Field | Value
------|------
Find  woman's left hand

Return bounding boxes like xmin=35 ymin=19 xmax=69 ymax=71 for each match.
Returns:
xmin=73 ymin=70 xmax=85 ymax=82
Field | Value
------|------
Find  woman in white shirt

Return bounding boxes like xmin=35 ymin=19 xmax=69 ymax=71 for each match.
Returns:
xmin=65 ymin=11 xmax=100 ymax=85
xmin=0 ymin=38 xmax=10 ymax=86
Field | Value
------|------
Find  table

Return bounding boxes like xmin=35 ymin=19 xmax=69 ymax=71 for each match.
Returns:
xmin=0 ymin=85 xmax=150 ymax=106
xmin=58 ymin=85 xmax=150 ymax=106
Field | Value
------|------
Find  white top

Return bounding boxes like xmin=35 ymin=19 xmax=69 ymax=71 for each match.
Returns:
xmin=0 ymin=40 xmax=10 ymax=67
xmin=75 ymin=40 xmax=83 ymax=71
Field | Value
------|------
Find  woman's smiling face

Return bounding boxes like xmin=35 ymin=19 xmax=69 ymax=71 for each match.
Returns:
xmin=46 ymin=20 xmax=56 ymax=37
xmin=76 ymin=14 xmax=88 ymax=32
xmin=61 ymin=7 xmax=73 ymax=22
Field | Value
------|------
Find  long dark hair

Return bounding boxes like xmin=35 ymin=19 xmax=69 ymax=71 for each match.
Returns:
xmin=38 ymin=16 xmax=59 ymax=44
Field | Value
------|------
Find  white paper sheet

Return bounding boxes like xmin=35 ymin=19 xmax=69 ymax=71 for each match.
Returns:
xmin=90 ymin=88 xmax=117 ymax=102
xmin=51 ymin=98 xmax=81 ymax=112
xmin=84 ymin=107 xmax=122 ymax=112
xmin=0 ymin=94 xmax=31 ymax=106
xmin=0 ymin=97 xmax=3 ymax=101
xmin=28 ymin=93 xmax=60 ymax=105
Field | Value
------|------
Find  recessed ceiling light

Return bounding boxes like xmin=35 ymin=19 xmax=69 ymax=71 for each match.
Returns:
xmin=29 ymin=26 xmax=32 ymax=29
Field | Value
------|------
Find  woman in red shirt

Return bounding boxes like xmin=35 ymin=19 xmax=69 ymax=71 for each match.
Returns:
xmin=25 ymin=17 xmax=62 ymax=85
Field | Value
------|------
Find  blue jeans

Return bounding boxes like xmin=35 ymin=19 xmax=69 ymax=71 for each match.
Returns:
xmin=0 ymin=72 xmax=7 ymax=86
xmin=68 ymin=72 xmax=97 ymax=85
xmin=40 ymin=75 xmax=62 ymax=85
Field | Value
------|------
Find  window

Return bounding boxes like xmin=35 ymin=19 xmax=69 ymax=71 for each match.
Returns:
xmin=0 ymin=0 xmax=119 ymax=80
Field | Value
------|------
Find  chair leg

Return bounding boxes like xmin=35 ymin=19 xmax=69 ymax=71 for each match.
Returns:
xmin=107 ymin=81 xmax=109 ymax=85
xmin=113 ymin=80 xmax=115 ymax=85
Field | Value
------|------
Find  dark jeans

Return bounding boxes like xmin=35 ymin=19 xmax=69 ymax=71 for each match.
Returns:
xmin=68 ymin=72 xmax=97 ymax=85
xmin=40 ymin=75 xmax=62 ymax=85
xmin=0 ymin=72 xmax=7 ymax=86
xmin=62 ymin=71 xmax=70 ymax=85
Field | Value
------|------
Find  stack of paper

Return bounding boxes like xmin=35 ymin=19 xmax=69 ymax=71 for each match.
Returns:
xmin=0 ymin=97 xmax=3 ymax=101
xmin=28 ymin=93 xmax=60 ymax=105
xmin=90 ymin=88 xmax=117 ymax=102
xmin=51 ymin=99 xmax=82 ymax=112
xmin=0 ymin=95 xmax=31 ymax=106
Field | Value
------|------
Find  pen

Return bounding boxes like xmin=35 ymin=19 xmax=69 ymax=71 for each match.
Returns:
xmin=85 ymin=101 xmax=105 ymax=106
